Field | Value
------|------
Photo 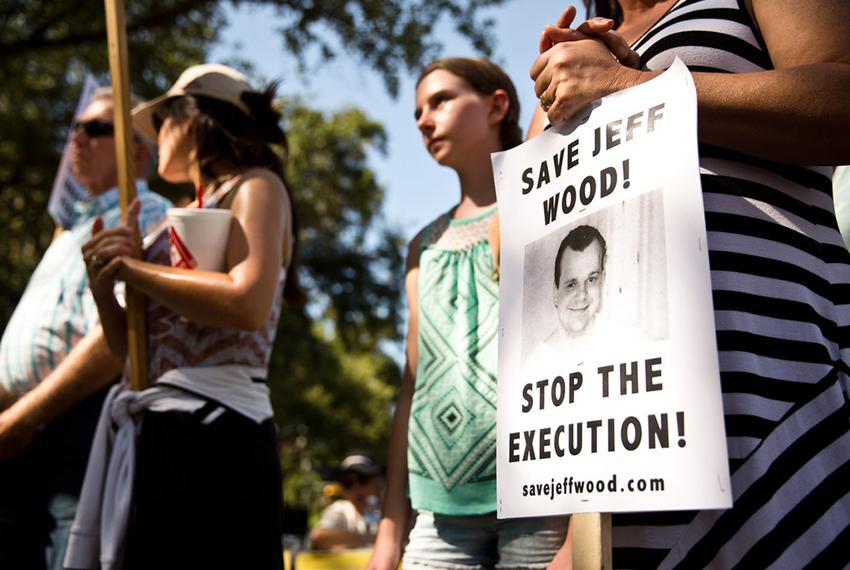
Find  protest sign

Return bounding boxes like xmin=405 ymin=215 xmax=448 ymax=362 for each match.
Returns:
xmin=48 ymin=74 xmax=99 ymax=229
xmin=494 ymin=59 xmax=731 ymax=517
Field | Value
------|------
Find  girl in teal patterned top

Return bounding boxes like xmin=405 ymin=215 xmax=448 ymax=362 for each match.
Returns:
xmin=368 ymin=58 xmax=568 ymax=570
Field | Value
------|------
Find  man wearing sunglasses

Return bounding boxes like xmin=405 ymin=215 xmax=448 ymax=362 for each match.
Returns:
xmin=0 ymin=87 xmax=171 ymax=570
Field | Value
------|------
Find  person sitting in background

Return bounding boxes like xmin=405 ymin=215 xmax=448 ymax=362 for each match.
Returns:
xmin=310 ymin=453 xmax=383 ymax=550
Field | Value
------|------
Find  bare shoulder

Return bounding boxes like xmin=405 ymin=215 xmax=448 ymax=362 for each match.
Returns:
xmin=406 ymin=210 xmax=445 ymax=273
xmin=752 ymin=0 xmax=850 ymax=67
xmin=405 ymin=230 xmax=424 ymax=345
xmin=237 ymin=167 xmax=287 ymax=195
xmin=406 ymin=230 xmax=424 ymax=274
xmin=226 ymin=168 xmax=289 ymax=214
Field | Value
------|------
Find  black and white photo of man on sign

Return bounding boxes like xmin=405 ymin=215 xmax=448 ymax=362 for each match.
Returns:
xmin=551 ymin=224 xmax=608 ymax=340
xmin=523 ymin=190 xmax=669 ymax=368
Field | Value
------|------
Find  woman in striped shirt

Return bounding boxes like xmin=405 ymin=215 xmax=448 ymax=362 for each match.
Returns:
xmin=531 ymin=1 xmax=850 ymax=567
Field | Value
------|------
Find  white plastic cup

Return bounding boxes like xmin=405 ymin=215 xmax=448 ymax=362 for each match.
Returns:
xmin=166 ymin=208 xmax=232 ymax=271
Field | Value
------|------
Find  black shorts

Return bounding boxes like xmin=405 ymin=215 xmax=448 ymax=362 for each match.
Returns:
xmin=125 ymin=405 xmax=283 ymax=570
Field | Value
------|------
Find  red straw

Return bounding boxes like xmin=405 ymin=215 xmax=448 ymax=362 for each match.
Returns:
xmin=197 ymin=183 xmax=204 ymax=208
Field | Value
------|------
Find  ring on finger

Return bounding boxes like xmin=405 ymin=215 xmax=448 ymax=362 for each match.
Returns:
xmin=89 ymin=255 xmax=105 ymax=273
xmin=539 ymin=93 xmax=553 ymax=112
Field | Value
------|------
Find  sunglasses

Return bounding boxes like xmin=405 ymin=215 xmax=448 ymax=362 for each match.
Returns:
xmin=73 ymin=119 xmax=115 ymax=138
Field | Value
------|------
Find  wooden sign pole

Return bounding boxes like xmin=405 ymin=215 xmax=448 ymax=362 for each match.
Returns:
xmin=572 ymin=513 xmax=612 ymax=569
xmin=104 ymin=0 xmax=148 ymax=391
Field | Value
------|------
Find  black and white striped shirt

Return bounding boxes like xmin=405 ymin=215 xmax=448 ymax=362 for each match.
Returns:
xmin=612 ymin=0 xmax=850 ymax=567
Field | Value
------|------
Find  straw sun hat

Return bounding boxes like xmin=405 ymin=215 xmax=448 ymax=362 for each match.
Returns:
xmin=132 ymin=63 xmax=253 ymax=141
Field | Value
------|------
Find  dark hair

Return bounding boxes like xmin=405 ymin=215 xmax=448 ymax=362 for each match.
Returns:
xmin=554 ymin=225 xmax=607 ymax=287
xmin=584 ymin=0 xmax=623 ymax=26
xmin=156 ymin=87 xmax=305 ymax=305
xmin=417 ymin=57 xmax=522 ymax=151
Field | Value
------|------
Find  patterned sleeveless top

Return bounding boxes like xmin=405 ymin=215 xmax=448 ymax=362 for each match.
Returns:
xmin=139 ymin=178 xmax=289 ymax=386
xmin=408 ymin=205 xmax=500 ymax=515
xmin=612 ymin=1 xmax=850 ymax=568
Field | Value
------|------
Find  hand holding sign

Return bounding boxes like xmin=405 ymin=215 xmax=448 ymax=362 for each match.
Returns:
xmin=531 ymin=32 xmax=655 ymax=125
xmin=538 ymin=6 xmax=639 ymax=68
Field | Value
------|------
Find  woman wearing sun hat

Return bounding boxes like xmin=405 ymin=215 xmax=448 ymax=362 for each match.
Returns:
xmin=70 ymin=63 xmax=302 ymax=569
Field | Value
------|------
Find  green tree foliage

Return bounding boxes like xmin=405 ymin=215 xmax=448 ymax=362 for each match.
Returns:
xmin=273 ymin=101 xmax=405 ymax=507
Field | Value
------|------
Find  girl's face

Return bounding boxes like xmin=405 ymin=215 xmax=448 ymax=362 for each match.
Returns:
xmin=156 ymin=114 xmax=195 ymax=183
xmin=415 ymin=69 xmax=499 ymax=169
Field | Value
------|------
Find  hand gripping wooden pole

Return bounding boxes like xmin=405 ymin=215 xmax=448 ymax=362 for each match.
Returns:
xmin=104 ymin=0 xmax=148 ymax=391
xmin=572 ymin=513 xmax=612 ymax=570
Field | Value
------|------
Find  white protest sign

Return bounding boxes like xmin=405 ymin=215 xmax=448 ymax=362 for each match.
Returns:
xmin=48 ymin=74 xmax=99 ymax=229
xmin=494 ymin=59 xmax=731 ymax=517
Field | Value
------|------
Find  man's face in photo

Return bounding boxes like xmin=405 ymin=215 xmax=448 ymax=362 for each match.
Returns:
xmin=554 ymin=238 xmax=604 ymax=337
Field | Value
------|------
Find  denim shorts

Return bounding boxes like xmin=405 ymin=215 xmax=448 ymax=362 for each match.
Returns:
xmin=402 ymin=510 xmax=568 ymax=570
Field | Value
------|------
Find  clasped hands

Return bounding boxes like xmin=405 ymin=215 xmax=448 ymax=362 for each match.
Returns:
xmin=532 ymin=5 xmax=650 ymax=125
